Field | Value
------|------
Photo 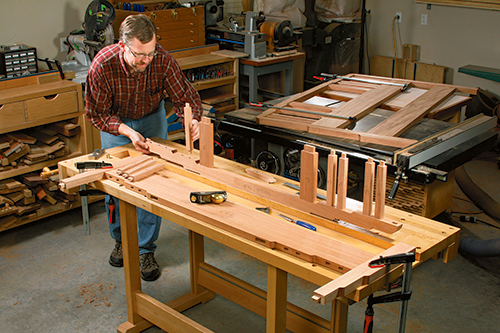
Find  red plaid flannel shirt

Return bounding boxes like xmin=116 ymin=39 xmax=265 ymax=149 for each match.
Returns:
xmin=85 ymin=43 xmax=202 ymax=135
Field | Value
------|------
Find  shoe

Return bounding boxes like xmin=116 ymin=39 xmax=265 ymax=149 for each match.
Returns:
xmin=139 ymin=252 xmax=161 ymax=281
xmin=109 ymin=241 xmax=123 ymax=267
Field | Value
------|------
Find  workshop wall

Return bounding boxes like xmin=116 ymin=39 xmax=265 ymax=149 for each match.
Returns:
xmin=365 ymin=0 xmax=500 ymax=96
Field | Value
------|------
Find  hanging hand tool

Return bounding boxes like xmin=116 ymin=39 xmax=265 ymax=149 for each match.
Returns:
xmin=249 ymin=102 xmax=357 ymax=121
xmin=316 ymin=73 xmax=411 ymax=92
xmin=190 ymin=191 xmax=227 ymax=204
xmin=363 ymin=252 xmax=415 ymax=333
xmin=278 ymin=214 xmax=317 ymax=231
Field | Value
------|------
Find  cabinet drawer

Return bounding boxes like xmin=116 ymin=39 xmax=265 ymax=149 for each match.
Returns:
xmin=25 ymin=91 xmax=78 ymax=122
xmin=158 ymin=35 xmax=200 ymax=51
xmin=0 ymin=101 xmax=24 ymax=132
xmin=148 ymin=6 xmax=202 ymax=25
xmin=157 ymin=26 xmax=198 ymax=39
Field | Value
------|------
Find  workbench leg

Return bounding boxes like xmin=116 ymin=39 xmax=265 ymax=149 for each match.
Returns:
xmin=330 ymin=298 xmax=348 ymax=333
xmin=117 ymin=200 xmax=152 ymax=333
xmin=190 ymin=231 xmax=206 ymax=295
xmin=266 ymin=265 xmax=287 ymax=333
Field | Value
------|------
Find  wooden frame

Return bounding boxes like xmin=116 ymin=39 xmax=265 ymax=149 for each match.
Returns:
xmin=256 ymin=74 xmax=476 ymax=149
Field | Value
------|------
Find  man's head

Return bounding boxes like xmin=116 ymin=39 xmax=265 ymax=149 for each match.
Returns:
xmin=119 ymin=14 xmax=157 ymax=73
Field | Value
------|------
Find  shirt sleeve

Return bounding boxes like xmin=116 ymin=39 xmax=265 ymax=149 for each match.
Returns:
xmin=163 ymin=57 xmax=203 ymax=122
xmin=85 ymin=63 xmax=123 ymax=136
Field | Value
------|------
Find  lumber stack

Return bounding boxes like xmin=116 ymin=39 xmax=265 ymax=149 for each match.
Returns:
xmin=0 ymin=172 xmax=78 ymax=231
xmin=0 ymin=121 xmax=80 ymax=171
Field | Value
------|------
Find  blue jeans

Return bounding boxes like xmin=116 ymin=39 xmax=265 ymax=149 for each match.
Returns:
xmin=100 ymin=101 xmax=167 ymax=254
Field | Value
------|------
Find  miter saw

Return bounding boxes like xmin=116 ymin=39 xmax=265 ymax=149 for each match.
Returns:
xmin=65 ymin=0 xmax=115 ymax=67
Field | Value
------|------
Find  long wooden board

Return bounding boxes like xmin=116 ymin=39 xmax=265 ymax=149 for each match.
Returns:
xmin=367 ymin=86 xmax=456 ymax=137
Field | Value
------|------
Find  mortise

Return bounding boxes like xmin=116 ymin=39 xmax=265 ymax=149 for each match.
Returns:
xmin=295 ymin=251 xmax=301 ymax=255
xmin=150 ymin=195 xmax=159 ymax=201
xmin=284 ymin=247 xmax=289 ymax=251
xmin=255 ymin=237 xmax=266 ymax=244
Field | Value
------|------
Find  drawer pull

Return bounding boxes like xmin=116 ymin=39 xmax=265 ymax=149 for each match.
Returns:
xmin=172 ymin=9 xmax=178 ymax=20
xmin=44 ymin=94 xmax=58 ymax=100
xmin=192 ymin=8 xmax=197 ymax=16
xmin=151 ymin=12 xmax=157 ymax=20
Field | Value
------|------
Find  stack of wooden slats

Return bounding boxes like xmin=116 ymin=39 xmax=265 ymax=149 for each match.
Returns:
xmin=0 ymin=121 xmax=80 ymax=170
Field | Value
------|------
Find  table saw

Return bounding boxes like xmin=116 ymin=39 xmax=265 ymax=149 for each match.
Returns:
xmin=213 ymin=74 xmax=498 ymax=218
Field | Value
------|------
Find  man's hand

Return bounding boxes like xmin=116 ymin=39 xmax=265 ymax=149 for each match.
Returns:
xmin=118 ymin=123 xmax=150 ymax=154
xmin=191 ymin=119 xmax=200 ymax=142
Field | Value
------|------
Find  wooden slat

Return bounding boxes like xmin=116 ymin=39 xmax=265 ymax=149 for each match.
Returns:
xmin=367 ymin=86 xmax=456 ymax=137
xmin=310 ymin=85 xmax=402 ymax=129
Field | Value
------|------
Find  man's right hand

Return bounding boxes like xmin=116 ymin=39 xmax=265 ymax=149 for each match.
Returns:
xmin=118 ymin=123 xmax=150 ymax=154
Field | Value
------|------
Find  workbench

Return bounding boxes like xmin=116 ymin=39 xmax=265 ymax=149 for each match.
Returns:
xmin=240 ymin=52 xmax=305 ymax=103
xmin=59 ymin=138 xmax=459 ymax=333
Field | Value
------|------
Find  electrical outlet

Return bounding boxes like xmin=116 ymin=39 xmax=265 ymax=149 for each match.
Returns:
xmin=60 ymin=37 xmax=69 ymax=53
xmin=395 ymin=12 xmax=402 ymax=23
xmin=421 ymin=14 xmax=428 ymax=25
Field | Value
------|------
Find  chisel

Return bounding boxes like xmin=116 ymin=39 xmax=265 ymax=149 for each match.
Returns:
xmin=278 ymin=214 xmax=317 ymax=231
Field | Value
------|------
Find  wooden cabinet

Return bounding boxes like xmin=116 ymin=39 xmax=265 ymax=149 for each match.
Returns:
xmin=111 ymin=3 xmax=205 ymax=52
xmin=0 ymin=72 xmax=93 ymax=232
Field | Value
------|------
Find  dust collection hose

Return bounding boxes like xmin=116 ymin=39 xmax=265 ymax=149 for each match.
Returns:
xmin=455 ymin=165 xmax=500 ymax=257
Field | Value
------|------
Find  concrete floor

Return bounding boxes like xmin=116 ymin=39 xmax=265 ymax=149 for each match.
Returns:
xmin=1 ymin=152 xmax=500 ymax=332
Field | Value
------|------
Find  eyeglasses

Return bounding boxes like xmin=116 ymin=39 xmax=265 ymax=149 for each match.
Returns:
xmin=126 ymin=45 xmax=157 ymax=60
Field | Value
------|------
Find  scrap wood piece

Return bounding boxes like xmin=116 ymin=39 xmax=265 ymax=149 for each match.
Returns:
xmin=310 ymin=85 xmax=402 ymax=129
xmin=30 ymin=129 xmax=59 ymax=145
xmin=46 ymin=121 xmax=81 ymax=137
xmin=39 ymin=141 xmax=65 ymax=155
xmin=0 ymin=134 xmax=12 ymax=150
xmin=6 ymin=132 xmax=37 ymax=144
xmin=128 ymin=174 xmax=375 ymax=273
xmin=0 ymin=215 xmax=18 ymax=228
xmin=1 ymin=143 xmax=30 ymax=166
xmin=245 ymin=168 xmax=276 ymax=184
xmin=367 ymin=86 xmax=456 ymax=137
xmin=146 ymin=140 xmax=403 ymax=234
xmin=311 ymin=243 xmax=416 ymax=305
xmin=0 ymin=205 xmax=18 ymax=218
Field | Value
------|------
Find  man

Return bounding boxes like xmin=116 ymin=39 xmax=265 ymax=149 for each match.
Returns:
xmin=86 ymin=14 xmax=202 ymax=281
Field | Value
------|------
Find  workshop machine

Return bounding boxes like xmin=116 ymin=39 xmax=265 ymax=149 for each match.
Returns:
xmin=65 ymin=0 xmax=116 ymax=67
xmin=213 ymin=74 xmax=499 ymax=218
xmin=206 ymin=11 xmax=297 ymax=59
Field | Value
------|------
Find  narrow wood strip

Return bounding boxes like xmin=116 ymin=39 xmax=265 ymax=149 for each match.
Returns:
xmin=300 ymin=145 xmax=318 ymax=202
xmin=328 ymin=83 xmax=371 ymax=94
xmin=122 ymin=159 xmax=156 ymax=178
xmin=184 ymin=103 xmax=193 ymax=153
xmin=363 ymin=158 xmax=375 ymax=216
xmin=199 ymin=117 xmax=214 ymax=168
xmin=116 ymin=155 xmax=152 ymax=175
xmin=367 ymin=86 xmax=456 ymax=137
xmin=326 ymin=150 xmax=337 ymax=207
xmin=337 ymin=153 xmax=349 ymax=210
xmin=128 ymin=163 xmax=165 ymax=182
xmin=375 ymin=161 xmax=387 ymax=219
xmin=307 ymin=126 xmax=416 ymax=148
